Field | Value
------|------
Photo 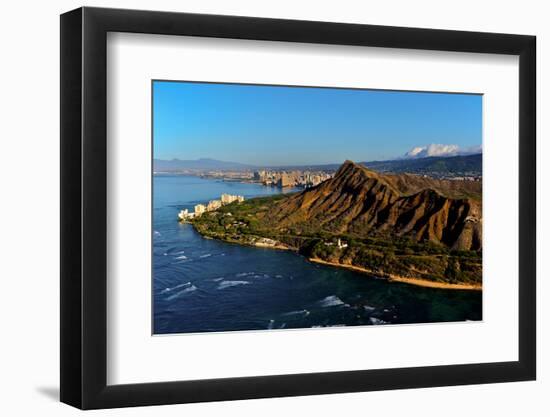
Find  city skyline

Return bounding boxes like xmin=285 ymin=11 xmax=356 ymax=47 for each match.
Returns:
xmin=153 ymin=81 xmax=482 ymax=166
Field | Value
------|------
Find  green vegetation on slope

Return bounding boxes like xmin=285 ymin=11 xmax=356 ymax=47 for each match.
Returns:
xmin=191 ymin=194 xmax=482 ymax=286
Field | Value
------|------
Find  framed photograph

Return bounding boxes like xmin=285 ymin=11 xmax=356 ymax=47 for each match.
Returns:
xmin=60 ymin=7 xmax=536 ymax=409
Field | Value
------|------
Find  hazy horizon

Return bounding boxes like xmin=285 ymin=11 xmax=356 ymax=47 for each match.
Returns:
xmin=153 ymin=152 xmax=482 ymax=167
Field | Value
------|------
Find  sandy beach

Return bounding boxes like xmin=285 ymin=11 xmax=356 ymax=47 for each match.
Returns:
xmin=308 ymin=258 xmax=482 ymax=291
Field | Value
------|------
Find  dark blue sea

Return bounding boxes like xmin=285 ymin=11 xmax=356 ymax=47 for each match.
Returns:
xmin=153 ymin=175 xmax=482 ymax=334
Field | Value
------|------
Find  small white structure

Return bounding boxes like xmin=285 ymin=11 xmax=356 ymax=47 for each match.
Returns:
xmin=178 ymin=209 xmax=195 ymax=221
xmin=337 ymin=238 xmax=348 ymax=249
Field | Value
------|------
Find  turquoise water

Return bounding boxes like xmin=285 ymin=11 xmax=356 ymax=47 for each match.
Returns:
xmin=153 ymin=175 xmax=482 ymax=334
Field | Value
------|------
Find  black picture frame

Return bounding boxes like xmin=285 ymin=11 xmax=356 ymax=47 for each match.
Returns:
xmin=60 ymin=6 xmax=536 ymax=410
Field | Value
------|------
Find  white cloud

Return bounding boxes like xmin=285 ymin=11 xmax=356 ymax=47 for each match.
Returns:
xmin=403 ymin=144 xmax=481 ymax=159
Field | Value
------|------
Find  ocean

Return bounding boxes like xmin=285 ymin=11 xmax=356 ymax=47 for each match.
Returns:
xmin=153 ymin=175 xmax=482 ymax=334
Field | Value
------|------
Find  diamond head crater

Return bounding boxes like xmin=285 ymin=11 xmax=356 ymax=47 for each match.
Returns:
xmin=181 ymin=159 xmax=482 ymax=291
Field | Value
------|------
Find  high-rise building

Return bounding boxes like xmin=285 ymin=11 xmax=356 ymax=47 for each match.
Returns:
xmin=253 ymin=170 xmax=265 ymax=181
xmin=221 ymin=193 xmax=245 ymax=204
xmin=207 ymin=200 xmax=222 ymax=211
xmin=194 ymin=204 xmax=206 ymax=215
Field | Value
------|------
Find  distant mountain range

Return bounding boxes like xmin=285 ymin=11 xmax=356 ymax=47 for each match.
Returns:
xmin=153 ymin=158 xmax=253 ymax=172
xmin=153 ymin=153 xmax=482 ymax=176
xmin=362 ymin=153 xmax=482 ymax=175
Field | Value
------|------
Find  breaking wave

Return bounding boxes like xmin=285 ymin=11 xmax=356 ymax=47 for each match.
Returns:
xmin=165 ymin=285 xmax=197 ymax=301
xmin=369 ymin=317 xmax=389 ymax=325
xmin=319 ymin=295 xmax=349 ymax=308
xmin=235 ymin=272 xmax=256 ymax=277
xmin=160 ymin=282 xmax=191 ymax=294
xmin=282 ymin=309 xmax=310 ymax=317
xmin=217 ymin=280 xmax=251 ymax=290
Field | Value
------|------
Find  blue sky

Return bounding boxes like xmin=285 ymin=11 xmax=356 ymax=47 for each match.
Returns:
xmin=153 ymin=81 xmax=482 ymax=166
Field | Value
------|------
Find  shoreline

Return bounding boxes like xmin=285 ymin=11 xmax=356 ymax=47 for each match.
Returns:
xmin=308 ymin=258 xmax=482 ymax=291
xmin=191 ymin=226 xmax=295 ymax=252
xmin=190 ymin=225 xmax=482 ymax=291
